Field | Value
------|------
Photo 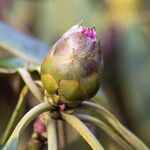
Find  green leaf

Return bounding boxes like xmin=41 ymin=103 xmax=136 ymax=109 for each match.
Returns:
xmin=0 ymin=86 xmax=28 ymax=146
xmin=61 ymin=112 xmax=104 ymax=150
xmin=0 ymin=21 xmax=49 ymax=68
xmin=81 ymin=101 xmax=149 ymax=150
xmin=77 ymin=114 xmax=132 ymax=149
xmin=47 ymin=119 xmax=58 ymax=150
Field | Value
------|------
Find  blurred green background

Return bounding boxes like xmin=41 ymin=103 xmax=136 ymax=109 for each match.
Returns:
xmin=0 ymin=0 xmax=150 ymax=149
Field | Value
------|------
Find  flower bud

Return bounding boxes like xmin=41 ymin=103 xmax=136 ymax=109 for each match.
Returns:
xmin=41 ymin=22 xmax=103 ymax=107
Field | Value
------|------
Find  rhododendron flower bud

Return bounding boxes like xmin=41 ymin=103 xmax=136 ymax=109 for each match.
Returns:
xmin=41 ymin=21 xmax=103 ymax=107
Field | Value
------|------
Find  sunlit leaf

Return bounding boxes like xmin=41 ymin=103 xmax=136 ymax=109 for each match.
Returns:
xmin=0 ymin=21 xmax=49 ymax=68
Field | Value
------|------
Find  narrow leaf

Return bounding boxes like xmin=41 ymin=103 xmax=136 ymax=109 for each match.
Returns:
xmin=76 ymin=114 xmax=132 ymax=149
xmin=18 ymin=68 xmax=43 ymax=102
xmin=61 ymin=112 xmax=104 ymax=150
xmin=0 ymin=86 xmax=28 ymax=145
xmin=47 ymin=119 xmax=58 ymax=150
xmin=81 ymin=101 xmax=149 ymax=150
xmin=3 ymin=102 xmax=53 ymax=150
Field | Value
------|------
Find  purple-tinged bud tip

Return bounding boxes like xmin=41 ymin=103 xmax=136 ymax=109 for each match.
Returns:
xmin=82 ymin=26 xmax=97 ymax=42
xmin=63 ymin=21 xmax=97 ymax=42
